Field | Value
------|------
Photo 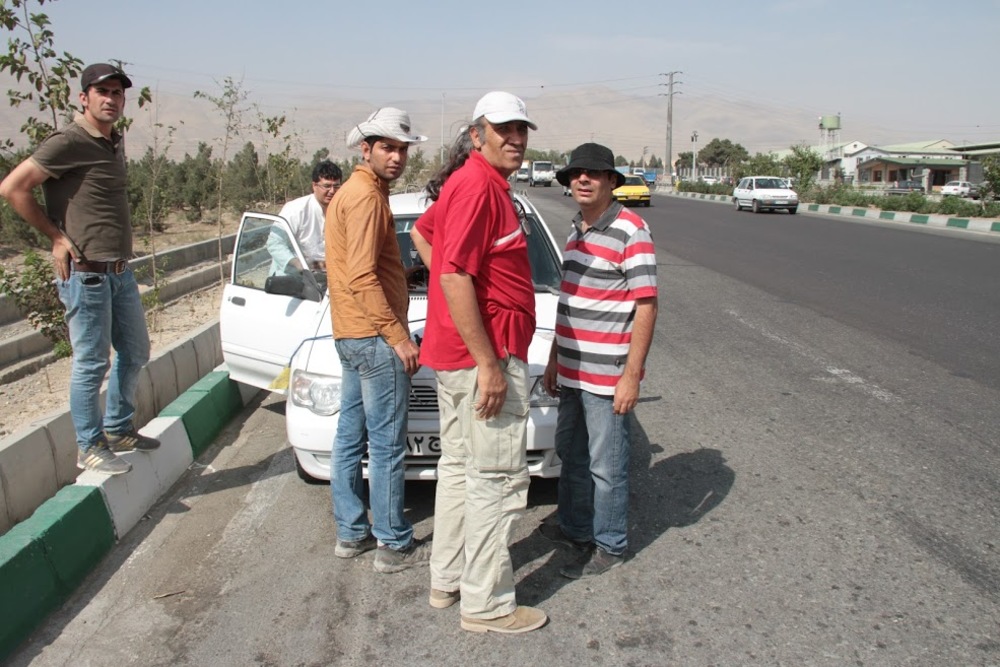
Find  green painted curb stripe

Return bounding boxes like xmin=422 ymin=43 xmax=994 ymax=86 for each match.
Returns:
xmin=879 ymin=211 xmax=896 ymax=220
xmin=851 ymin=208 xmax=867 ymax=217
xmin=993 ymin=222 xmax=1000 ymax=232
xmin=946 ymin=218 xmax=969 ymax=229
xmin=807 ymin=204 xmax=819 ymax=211
xmin=828 ymin=206 xmax=841 ymax=214
xmin=160 ymin=371 xmax=243 ymax=457
xmin=0 ymin=485 xmax=113 ymax=660
xmin=910 ymin=214 xmax=929 ymax=224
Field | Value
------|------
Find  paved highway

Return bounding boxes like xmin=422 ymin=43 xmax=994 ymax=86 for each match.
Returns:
xmin=10 ymin=188 xmax=999 ymax=666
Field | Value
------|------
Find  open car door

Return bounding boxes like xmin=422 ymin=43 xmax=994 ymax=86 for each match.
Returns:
xmin=220 ymin=212 xmax=328 ymax=393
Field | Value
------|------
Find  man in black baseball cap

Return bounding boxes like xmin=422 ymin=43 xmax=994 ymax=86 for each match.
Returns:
xmin=80 ymin=63 xmax=132 ymax=91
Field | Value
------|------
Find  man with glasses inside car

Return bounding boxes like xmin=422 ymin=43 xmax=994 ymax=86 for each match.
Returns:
xmin=268 ymin=159 xmax=342 ymax=272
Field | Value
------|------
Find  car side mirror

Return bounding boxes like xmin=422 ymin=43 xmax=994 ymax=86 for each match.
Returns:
xmin=264 ymin=270 xmax=324 ymax=303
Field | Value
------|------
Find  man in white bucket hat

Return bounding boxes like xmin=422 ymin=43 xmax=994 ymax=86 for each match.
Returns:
xmin=325 ymin=107 xmax=430 ymax=574
xmin=414 ymin=92 xmax=547 ymax=633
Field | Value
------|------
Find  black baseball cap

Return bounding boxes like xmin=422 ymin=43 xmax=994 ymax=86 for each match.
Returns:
xmin=80 ymin=63 xmax=133 ymax=91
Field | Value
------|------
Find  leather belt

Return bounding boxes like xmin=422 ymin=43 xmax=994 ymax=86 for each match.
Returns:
xmin=72 ymin=259 xmax=129 ymax=274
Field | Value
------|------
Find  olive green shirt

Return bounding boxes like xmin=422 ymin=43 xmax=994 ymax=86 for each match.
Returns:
xmin=30 ymin=112 xmax=131 ymax=260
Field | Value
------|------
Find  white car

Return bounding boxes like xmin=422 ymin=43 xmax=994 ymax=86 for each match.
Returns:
xmin=940 ymin=180 xmax=979 ymax=199
xmin=732 ymin=176 xmax=799 ymax=214
xmin=700 ymin=176 xmax=719 ymax=185
xmin=220 ymin=192 xmax=564 ymax=482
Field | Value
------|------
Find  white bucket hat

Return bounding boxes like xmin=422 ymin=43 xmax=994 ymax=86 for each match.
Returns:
xmin=346 ymin=107 xmax=428 ymax=147
xmin=472 ymin=91 xmax=537 ymax=130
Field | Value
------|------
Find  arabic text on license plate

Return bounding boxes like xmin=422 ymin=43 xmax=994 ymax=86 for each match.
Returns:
xmin=775 ymin=200 xmax=787 ymax=205
xmin=406 ymin=433 xmax=441 ymax=455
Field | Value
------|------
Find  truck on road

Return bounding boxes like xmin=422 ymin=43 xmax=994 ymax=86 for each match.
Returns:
xmin=529 ymin=160 xmax=555 ymax=187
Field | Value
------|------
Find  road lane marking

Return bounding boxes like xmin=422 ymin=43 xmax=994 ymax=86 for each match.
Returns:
xmin=726 ymin=309 xmax=901 ymax=404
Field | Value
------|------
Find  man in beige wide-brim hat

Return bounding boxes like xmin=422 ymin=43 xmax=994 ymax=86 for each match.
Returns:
xmin=325 ymin=107 xmax=431 ymax=574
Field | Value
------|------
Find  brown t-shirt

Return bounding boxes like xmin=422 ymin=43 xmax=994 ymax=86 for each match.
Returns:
xmin=30 ymin=113 xmax=131 ymax=260
xmin=324 ymin=165 xmax=410 ymax=346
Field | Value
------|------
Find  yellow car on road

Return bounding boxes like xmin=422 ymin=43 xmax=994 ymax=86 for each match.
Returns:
xmin=613 ymin=175 xmax=651 ymax=207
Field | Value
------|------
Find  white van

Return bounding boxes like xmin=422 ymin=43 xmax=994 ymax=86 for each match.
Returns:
xmin=529 ymin=161 xmax=554 ymax=187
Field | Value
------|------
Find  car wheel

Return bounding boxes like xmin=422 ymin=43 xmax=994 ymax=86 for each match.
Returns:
xmin=295 ymin=452 xmax=326 ymax=485
xmin=545 ymin=182 xmax=551 ymax=187
xmin=752 ymin=199 xmax=760 ymax=214
xmin=644 ymin=201 xmax=650 ymax=207
xmin=734 ymin=198 xmax=742 ymax=211
xmin=788 ymin=206 xmax=798 ymax=215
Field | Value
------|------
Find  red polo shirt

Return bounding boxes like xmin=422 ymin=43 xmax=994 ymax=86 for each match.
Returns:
xmin=416 ymin=151 xmax=535 ymax=370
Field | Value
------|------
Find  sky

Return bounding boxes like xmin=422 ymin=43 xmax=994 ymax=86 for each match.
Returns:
xmin=3 ymin=0 xmax=998 ymax=163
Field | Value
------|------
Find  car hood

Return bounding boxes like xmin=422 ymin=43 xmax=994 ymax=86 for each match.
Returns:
xmin=295 ymin=292 xmax=559 ymax=378
xmin=752 ymin=188 xmax=797 ymax=198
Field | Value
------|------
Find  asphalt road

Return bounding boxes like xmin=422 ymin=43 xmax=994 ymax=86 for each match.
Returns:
xmin=10 ymin=188 xmax=999 ymax=666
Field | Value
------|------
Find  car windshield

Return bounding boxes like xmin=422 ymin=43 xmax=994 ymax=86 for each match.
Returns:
xmin=533 ymin=162 xmax=551 ymax=171
xmin=394 ymin=211 xmax=562 ymax=293
xmin=623 ymin=176 xmax=645 ymax=186
xmin=756 ymin=178 xmax=785 ymax=189
xmin=945 ymin=181 xmax=960 ymax=186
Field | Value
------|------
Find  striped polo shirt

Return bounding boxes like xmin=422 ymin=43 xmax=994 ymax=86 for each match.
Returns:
xmin=555 ymin=201 xmax=658 ymax=395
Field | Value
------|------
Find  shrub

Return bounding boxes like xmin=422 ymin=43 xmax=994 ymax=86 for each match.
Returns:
xmin=0 ymin=250 xmax=71 ymax=357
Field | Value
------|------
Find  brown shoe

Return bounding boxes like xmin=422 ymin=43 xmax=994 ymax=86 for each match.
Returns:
xmin=460 ymin=606 xmax=547 ymax=634
xmin=429 ymin=588 xmax=460 ymax=609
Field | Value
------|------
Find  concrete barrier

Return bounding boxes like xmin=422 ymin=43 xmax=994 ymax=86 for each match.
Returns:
xmin=659 ymin=190 xmax=1000 ymax=234
xmin=0 ymin=234 xmax=236 ymax=327
xmin=0 ymin=350 xmax=259 ymax=660
xmin=0 ymin=320 xmax=226 ymax=534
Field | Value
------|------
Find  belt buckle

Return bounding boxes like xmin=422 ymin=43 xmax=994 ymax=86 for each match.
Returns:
xmin=112 ymin=259 xmax=128 ymax=274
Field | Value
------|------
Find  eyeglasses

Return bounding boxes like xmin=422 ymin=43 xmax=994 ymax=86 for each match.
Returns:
xmin=314 ymin=182 xmax=342 ymax=192
xmin=565 ymin=168 xmax=607 ymax=180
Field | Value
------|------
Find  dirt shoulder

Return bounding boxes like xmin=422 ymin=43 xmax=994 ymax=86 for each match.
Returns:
xmin=0 ymin=211 xmax=247 ymax=439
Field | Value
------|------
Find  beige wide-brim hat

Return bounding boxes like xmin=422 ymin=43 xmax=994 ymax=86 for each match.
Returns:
xmin=346 ymin=107 xmax=428 ymax=147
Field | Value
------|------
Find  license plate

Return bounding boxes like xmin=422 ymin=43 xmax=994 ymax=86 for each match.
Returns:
xmin=775 ymin=200 xmax=787 ymax=205
xmin=406 ymin=433 xmax=441 ymax=455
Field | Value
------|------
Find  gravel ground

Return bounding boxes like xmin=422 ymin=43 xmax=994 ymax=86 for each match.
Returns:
xmin=0 ymin=282 xmax=224 ymax=439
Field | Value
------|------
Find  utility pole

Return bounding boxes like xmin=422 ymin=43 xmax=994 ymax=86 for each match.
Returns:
xmin=440 ymin=92 xmax=445 ymax=164
xmin=691 ymin=130 xmax=699 ymax=182
xmin=660 ymin=71 xmax=682 ymax=184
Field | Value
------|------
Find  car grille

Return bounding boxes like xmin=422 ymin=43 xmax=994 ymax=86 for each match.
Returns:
xmin=409 ymin=383 xmax=438 ymax=412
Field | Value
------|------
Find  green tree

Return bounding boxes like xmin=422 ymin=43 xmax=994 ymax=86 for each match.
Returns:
xmin=173 ymin=142 xmax=214 ymax=221
xmin=676 ymin=151 xmax=693 ymax=170
xmin=0 ymin=0 xmax=83 ymax=148
xmin=614 ymin=154 xmax=628 ymax=167
xmin=224 ymin=141 xmax=263 ymax=212
xmin=783 ymin=144 xmax=824 ymax=192
xmin=978 ymin=154 xmax=1000 ymax=203
xmin=734 ymin=153 xmax=783 ymax=181
xmin=698 ymin=138 xmax=749 ymax=169
xmin=400 ymin=148 xmax=428 ymax=192
xmin=194 ymin=76 xmax=249 ymax=281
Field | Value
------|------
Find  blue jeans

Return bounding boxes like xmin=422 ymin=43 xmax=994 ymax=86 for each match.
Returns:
xmin=331 ymin=336 xmax=413 ymax=550
xmin=554 ymin=386 xmax=631 ymax=555
xmin=57 ymin=268 xmax=150 ymax=452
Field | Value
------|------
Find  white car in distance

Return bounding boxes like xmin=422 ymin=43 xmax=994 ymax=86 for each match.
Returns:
xmin=220 ymin=192 xmax=564 ymax=482
xmin=732 ymin=176 xmax=799 ymax=214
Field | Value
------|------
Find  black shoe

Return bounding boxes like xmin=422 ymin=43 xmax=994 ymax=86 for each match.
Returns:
xmin=373 ymin=538 xmax=432 ymax=573
xmin=560 ymin=547 xmax=625 ymax=579
xmin=538 ymin=520 xmax=591 ymax=551
xmin=335 ymin=534 xmax=377 ymax=559
xmin=106 ymin=428 xmax=160 ymax=452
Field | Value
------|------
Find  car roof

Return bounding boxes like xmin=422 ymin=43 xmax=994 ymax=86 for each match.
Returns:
xmin=388 ymin=190 xmax=540 ymax=217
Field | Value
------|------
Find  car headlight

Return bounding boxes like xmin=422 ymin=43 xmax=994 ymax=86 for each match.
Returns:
xmin=290 ymin=369 xmax=341 ymax=416
xmin=529 ymin=376 xmax=559 ymax=408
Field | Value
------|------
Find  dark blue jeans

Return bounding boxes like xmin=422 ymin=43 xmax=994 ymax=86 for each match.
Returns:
xmin=554 ymin=386 xmax=631 ymax=555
